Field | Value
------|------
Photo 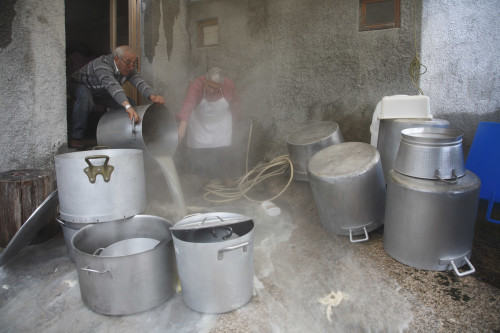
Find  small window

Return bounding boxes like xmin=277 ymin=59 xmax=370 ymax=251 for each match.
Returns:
xmin=198 ymin=18 xmax=218 ymax=47
xmin=359 ymin=0 xmax=400 ymax=31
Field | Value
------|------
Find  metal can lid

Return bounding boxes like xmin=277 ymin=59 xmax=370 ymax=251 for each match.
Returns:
xmin=171 ymin=212 xmax=252 ymax=231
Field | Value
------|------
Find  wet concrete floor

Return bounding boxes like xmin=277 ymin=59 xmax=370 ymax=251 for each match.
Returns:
xmin=1 ymin=175 xmax=499 ymax=332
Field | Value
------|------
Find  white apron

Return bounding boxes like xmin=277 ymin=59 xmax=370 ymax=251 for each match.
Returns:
xmin=187 ymin=89 xmax=232 ymax=148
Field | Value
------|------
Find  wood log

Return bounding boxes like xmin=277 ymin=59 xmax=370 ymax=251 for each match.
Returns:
xmin=0 ymin=169 xmax=58 ymax=247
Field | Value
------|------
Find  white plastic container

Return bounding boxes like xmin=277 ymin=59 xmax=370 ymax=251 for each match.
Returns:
xmin=379 ymin=95 xmax=432 ymax=119
xmin=261 ymin=201 xmax=281 ymax=216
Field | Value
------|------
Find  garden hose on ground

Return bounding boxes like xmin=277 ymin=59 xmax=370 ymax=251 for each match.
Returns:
xmin=202 ymin=120 xmax=294 ymax=203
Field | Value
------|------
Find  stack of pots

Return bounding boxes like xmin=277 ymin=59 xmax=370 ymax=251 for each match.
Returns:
xmin=377 ymin=118 xmax=450 ymax=183
xmin=54 ymin=148 xmax=177 ymax=315
xmin=171 ymin=212 xmax=255 ymax=313
xmin=383 ymin=128 xmax=481 ymax=276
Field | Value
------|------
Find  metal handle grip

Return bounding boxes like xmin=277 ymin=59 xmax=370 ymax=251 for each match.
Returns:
xmin=435 ymin=169 xmax=458 ymax=184
xmin=83 ymin=155 xmax=114 ymax=183
xmin=79 ymin=266 xmax=112 ymax=277
xmin=218 ymin=241 xmax=250 ymax=260
xmin=131 ymin=117 xmax=137 ymax=140
xmin=450 ymin=257 xmax=475 ymax=277
xmin=349 ymin=226 xmax=369 ymax=243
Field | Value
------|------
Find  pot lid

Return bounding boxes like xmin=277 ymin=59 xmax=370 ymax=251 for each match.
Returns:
xmin=0 ymin=190 xmax=59 ymax=266
xmin=171 ymin=212 xmax=252 ymax=231
xmin=401 ymin=127 xmax=463 ymax=145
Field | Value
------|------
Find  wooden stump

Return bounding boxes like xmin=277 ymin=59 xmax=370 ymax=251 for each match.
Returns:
xmin=0 ymin=169 xmax=58 ymax=247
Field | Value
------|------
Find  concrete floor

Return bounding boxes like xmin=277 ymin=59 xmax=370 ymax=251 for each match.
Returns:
xmin=1 ymin=174 xmax=499 ymax=332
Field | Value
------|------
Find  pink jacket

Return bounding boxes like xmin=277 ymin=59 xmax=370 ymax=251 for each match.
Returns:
xmin=176 ymin=75 xmax=241 ymax=123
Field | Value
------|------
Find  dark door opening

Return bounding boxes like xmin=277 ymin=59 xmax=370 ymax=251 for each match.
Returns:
xmin=65 ymin=0 xmax=129 ymax=146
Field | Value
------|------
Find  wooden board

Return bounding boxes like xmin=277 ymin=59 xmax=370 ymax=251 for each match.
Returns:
xmin=0 ymin=170 xmax=57 ymax=247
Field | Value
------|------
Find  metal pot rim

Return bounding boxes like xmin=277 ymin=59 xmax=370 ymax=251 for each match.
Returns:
xmin=401 ymin=127 xmax=463 ymax=145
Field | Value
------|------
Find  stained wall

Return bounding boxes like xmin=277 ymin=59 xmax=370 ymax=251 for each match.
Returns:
xmin=141 ymin=0 xmax=423 ymax=162
xmin=420 ymin=0 xmax=500 ymax=153
xmin=0 ymin=0 xmax=67 ymax=172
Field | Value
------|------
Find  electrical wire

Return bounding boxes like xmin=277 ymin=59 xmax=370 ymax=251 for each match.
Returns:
xmin=202 ymin=121 xmax=294 ymax=203
xmin=409 ymin=0 xmax=427 ymax=95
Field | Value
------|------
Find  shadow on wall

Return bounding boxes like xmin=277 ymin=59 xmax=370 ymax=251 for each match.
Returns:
xmin=435 ymin=109 xmax=500 ymax=158
xmin=307 ymin=101 xmax=374 ymax=144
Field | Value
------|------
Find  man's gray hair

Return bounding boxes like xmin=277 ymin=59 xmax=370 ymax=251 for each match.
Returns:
xmin=113 ymin=45 xmax=134 ymax=59
xmin=206 ymin=67 xmax=224 ymax=84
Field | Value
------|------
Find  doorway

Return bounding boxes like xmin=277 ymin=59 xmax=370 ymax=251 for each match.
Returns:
xmin=64 ymin=0 xmax=139 ymax=145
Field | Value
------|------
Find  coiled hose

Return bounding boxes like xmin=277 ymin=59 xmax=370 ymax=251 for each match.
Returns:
xmin=202 ymin=120 xmax=294 ymax=203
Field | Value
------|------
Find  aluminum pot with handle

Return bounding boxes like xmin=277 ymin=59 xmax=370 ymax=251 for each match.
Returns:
xmin=393 ymin=127 xmax=465 ymax=181
xmin=377 ymin=118 xmax=449 ymax=183
xmin=55 ymin=149 xmax=146 ymax=223
xmin=383 ymin=169 xmax=480 ymax=276
xmin=171 ymin=212 xmax=254 ymax=314
xmin=71 ymin=215 xmax=177 ymax=315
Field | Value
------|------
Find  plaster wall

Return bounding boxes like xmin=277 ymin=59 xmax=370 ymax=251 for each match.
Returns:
xmin=142 ymin=0 xmax=422 ymax=162
xmin=420 ymin=0 xmax=500 ymax=155
xmin=0 ymin=0 xmax=67 ymax=173
xmin=140 ymin=0 xmax=192 ymax=115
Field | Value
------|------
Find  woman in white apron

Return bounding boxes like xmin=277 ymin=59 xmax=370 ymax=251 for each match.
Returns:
xmin=176 ymin=67 xmax=243 ymax=181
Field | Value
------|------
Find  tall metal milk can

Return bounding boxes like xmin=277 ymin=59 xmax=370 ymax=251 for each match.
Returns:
xmin=307 ymin=142 xmax=385 ymax=242
xmin=377 ymin=118 xmax=450 ymax=183
xmin=286 ymin=121 xmax=344 ymax=181
xmin=383 ymin=128 xmax=481 ymax=276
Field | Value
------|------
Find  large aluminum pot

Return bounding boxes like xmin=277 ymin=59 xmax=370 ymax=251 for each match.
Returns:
xmin=307 ymin=142 xmax=385 ymax=242
xmin=394 ymin=127 xmax=465 ymax=180
xmin=55 ymin=149 xmax=146 ymax=223
xmin=171 ymin=212 xmax=254 ymax=313
xmin=72 ymin=215 xmax=177 ymax=315
xmin=56 ymin=215 xmax=97 ymax=262
xmin=286 ymin=121 xmax=344 ymax=181
xmin=96 ymin=103 xmax=178 ymax=157
xmin=377 ymin=118 xmax=449 ymax=183
xmin=383 ymin=169 xmax=480 ymax=276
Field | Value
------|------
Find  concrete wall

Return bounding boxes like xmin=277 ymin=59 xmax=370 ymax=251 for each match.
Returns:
xmin=0 ymin=0 xmax=67 ymax=173
xmin=420 ymin=0 xmax=500 ymax=155
xmin=0 ymin=0 xmax=497 ymax=173
xmin=141 ymin=0 xmax=423 ymax=162
xmin=141 ymin=0 xmax=192 ymax=116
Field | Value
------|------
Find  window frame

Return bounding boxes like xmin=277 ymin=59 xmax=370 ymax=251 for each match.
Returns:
xmin=359 ymin=0 xmax=400 ymax=32
xmin=197 ymin=18 xmax=219 ymax=47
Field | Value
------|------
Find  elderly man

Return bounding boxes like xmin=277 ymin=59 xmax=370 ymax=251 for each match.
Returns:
xmin=68 ymin=45 xmax=165 ymax=149
xmin=176 ymin=67 xmax=242 ymax=184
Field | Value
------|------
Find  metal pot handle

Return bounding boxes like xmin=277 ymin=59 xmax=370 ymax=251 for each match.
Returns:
xmin=79 ymin=266 xmax=112 ymax=277
xmin=450 ymin=257 xmax=475 ymax=277
xmin=92 ymin=248 xmax=104 ymax=256
xmin=83 ymin=155 xmax=114 ymax=183
xmin=92 ymin=145 xmax=110 ymax=150
xmin=218 ymin=241 xmax=250 ymax=260
xmin=349 ymin=226 xmax=369 ymax=243
xmin=131 ymin=117 xmax=137 ymax=140
xmin=434 ymin=169 xmax=458 ymax=184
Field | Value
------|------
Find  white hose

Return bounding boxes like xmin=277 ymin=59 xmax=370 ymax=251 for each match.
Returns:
xmin=202 ymin=120 xmax=294 ymax=203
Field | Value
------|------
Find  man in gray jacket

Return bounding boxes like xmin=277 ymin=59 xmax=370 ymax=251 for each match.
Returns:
xmin=68 ymin=45 xmax=165 ymax=149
